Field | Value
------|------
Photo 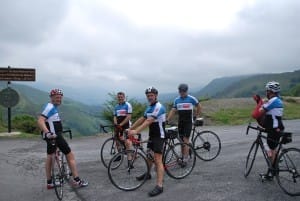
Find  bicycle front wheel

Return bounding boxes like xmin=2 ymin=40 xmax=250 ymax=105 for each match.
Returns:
xmin=276 ymin=148 xmax=300 ymax=196
xmin=108 ymin=150 xmax=149 ymax=191
xmin=193 ymin=130 xmax=221 ymax=161
xmin=164 ymin=142 xmax=196 ymax=179
xmin=52 ymin=156 xmax=64 ymax=201
xmin=244 ymin=141 xmax=259 ymax=177
xmin=100 ymin=137 xmax=119 ymax=168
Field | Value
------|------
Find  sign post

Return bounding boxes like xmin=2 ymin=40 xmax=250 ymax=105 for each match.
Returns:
xmin=0 ymin=66 xmax=36 ymax=133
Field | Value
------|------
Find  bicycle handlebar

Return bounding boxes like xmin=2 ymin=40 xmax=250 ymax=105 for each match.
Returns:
xmin=99 ymin=124 xmax=113 ymax=133
xmin=62 ymin=129 xmax=72 ymax=139
xmin=246 ymin=123 xmax=265 ymax=135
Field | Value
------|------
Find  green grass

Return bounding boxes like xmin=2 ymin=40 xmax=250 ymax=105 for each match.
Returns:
xmin=209 ymin=107 xmax=253 ymax=125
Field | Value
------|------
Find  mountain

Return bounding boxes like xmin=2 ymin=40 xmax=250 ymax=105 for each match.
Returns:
xmin=0 ymin=82 xmax=101 ymax=136
xmin=192 ymin=70 xmax=300 ymax=99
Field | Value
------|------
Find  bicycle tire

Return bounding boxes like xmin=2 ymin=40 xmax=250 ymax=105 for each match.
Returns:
xmin=164 ymin=142 xmax=196 ymax=179
xmin=276 ymin=147 xmax=300 ymax=196
xmin=244 ymin=141 xmax=259 ymax=177
xmin=52 ymin=156 xmax=64 ymax=201
xmin=100 ymin=137 xmax=119 ymax=168
xmin=108 ymin=150 xmax=149 ymax=191
xmin=193 ymin=130 xmax=221 ymax=161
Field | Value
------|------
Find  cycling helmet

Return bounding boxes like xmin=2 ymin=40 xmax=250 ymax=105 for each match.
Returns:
xmin=265 ymin=81 xmax=280 ymax=93
xmin=49 ymin=89 xmax=63 ymax=97
xmin=178 ymin=83 xmax=188 ymax=92
xmin=145 ymin=86 xmax=158 ymax=95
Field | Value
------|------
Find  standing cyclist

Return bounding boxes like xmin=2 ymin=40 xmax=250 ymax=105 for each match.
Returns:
xmin=128 ymin=86 xmax=166 ymax=197
xmin=37 ymin=89 xmax=88 ymax=189
xmin=258 ymin=81 xmax=284 ymax=180
xmin=113 ymin=91 xmax=133 ymax=160
xmin=167 ymin=83 xmax=201 ymax=162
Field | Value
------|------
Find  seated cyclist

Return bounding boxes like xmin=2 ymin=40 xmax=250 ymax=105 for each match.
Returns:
xmin=37 ymin=89 xmax=88 ymax=189
xmin=256 ymin=81 xmax=285 ymax=179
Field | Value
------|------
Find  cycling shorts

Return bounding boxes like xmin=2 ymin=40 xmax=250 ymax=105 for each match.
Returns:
xmin=46 ymin=134 xmax=71 ymax=155
xmin=267 ymin=129 xmax=281 ymax=150
xmin=147 ymin=136 xmax=165 ymax=154
xmin=178 ymin=121 xmax=193 ymax=138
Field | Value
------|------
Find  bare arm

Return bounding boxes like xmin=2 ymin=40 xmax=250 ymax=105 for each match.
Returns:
xmin=37 ymin=115 xmax=49 ymax=133
xmin=195 ymin=103 xmax=201 ymax=117
xmin=167 ymin=108 xmax=176 ymax=122
xmin=120 ymin=114 xmax=132 ymax=127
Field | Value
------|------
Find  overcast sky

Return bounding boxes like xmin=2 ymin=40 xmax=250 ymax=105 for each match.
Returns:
xmin=1 ymin=0 xmax=300 ymax=104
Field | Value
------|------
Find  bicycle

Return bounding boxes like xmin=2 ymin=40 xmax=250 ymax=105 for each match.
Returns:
xmin=107 ymin=128 xmax=196 ymax=191
xmin=244 ymin=123 xmax=300 ymax=196
xmin=170 ymin=117 xmax=221 ymax=161
xmin=51 ymin=129 xmax=72 ymax=201
xmin=100 ymin=124 xmax=126 ymax=168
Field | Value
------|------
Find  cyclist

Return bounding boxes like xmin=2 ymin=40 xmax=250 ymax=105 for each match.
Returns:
xmin=167 ymin=83 xmax=201 ymax=162
xmin=113 ymin=91 xmax=132 ymax=161
xmin=128 ymin=86 xmax=166 ymax=197
xmin=37 ymin=89 xmax=88 ymax=189
xmin=257 ymin=81 xmax=285 ymax=179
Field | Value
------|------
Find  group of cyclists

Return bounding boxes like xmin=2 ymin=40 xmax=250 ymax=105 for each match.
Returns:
xmin=37 ymin=80 xmax=285 ymax=197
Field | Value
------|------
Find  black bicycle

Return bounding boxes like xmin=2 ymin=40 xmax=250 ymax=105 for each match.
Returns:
xmin=100 ymin=124 xmax=126 ymax=168
xmin=244 ymin=123 xmax=300 ymax=196
xmin=107 ymin=128 xmax=196 ymax=191
xmin=51 ymin=129 xmax=72 ymax=201
xmin=171 ymin=118 xmax=221 ymax=161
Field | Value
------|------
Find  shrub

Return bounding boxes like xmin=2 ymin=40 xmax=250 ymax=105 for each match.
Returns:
xmin=12 ymin=114 xmax=40 ymax=134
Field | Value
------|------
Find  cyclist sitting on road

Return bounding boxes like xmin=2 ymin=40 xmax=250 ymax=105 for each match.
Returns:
xmin=37 ymin=89 xmax=88 ymax=189
xmin=128 ymin=86 xmax=166 ymax=197
xmin=256 ymin=81 xmax=285 ymax=178
xmin=113 ymin=91 xmax=133 ymax=160
xmin=167 ymin=83 xmax=201 ymax=161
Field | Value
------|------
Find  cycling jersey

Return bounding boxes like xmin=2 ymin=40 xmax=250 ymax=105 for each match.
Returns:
xmin=41 ymin=103 xmax=63 ymax=134
xmin=144 ymin=101 xmax=166 ymax=138
xmin=114 ymin=101 xmax=132 ymax=128
xmin=262 ymin=96 xmax=284 ymax=130
xmin=172 ymin=95 xmax=199 ymax=122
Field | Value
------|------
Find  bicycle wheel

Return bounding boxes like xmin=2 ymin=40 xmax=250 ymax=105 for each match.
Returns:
xmin=100 ymin=137 xmax=119 ymax=168
xmin=193 ymin=130 xmax=221 ymax=161
xmin=164 ymin=142 xmax=196 ymax=179
xmin=108 ymin=150 xmax=149 ymax=191
xmin=244 ymin=141 xmax=259 ymax=177
xmin=52 ymin=156 xmax=64 ymax=201
xmin=61 ymin=154 xmax=71 ymax=180
xmin=276 ymin=148 xmax=300 ymax=196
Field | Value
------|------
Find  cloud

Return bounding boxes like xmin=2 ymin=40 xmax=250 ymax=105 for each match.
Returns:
xmin=0 ymin=0 xmax=299 ymax=104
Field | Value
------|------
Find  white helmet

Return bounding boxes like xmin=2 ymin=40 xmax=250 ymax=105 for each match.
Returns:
xmin=265 ymin=81 xmax=280 ymax=93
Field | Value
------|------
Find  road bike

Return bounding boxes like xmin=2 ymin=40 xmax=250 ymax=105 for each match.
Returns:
xmin=244 ymin=123 xmax=300 ymax=196
xmin=51 ymin=129 xmax=72 ymax=201
xmin=100 ymin=124 xmax=126 ymax=168
xmin=107 ymin=128 xmax=196 ymax=191
xmin=171 ymin=118 xmax=221 ymax=161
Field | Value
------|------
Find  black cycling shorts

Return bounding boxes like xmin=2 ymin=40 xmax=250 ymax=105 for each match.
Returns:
xmin=147 ymin=136 xmax=165 ymax=154
xmin=267 ymin=129 xmax=281 ymax=150
xmin=178 ymin=121 xmax=193 ymax=138
xmin=46 ymin=134 xmax=71 ymax=155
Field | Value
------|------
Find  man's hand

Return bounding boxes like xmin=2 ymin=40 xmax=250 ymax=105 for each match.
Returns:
xmin=45 ymin=132 xmax=57 ymax=139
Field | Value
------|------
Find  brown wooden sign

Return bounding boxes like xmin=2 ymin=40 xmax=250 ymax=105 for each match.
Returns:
xmin=0 ymin=67 xmax=36 ymax=81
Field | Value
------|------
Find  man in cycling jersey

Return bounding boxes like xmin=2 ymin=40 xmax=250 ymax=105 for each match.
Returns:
xmin=167 ymin=83 xmax=201 ymax=161
xmin=257 ymin=81 xmax=284 ymax=179
xmin=113 ymin=91 xmax=132 ymax=160
xmin=128 ymin=86 xmax=166 ymax=197
xmin=37 ymin=89 xmax=88 ymax=189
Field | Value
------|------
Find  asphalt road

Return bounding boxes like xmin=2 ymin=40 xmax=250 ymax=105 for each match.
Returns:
xmin=0 ymin=120 xmax=299 ymax=201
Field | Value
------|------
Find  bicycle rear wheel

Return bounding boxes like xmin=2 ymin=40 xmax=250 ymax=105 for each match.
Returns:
xmin=100 ymin=137 xmax=119 ymax=168
xmin=276 ymin=148 xmax=300 ymax=196
xmin=244 ymin=141 xmax=259 ymax=177
xmin=108 ymin=150 xmax=149 ymax=191
xmin=193 ymin=130 xmax=221 ymax=161
xmin=164 ymin=142 xmax=196 ymax=179
xmin=52 ymin=156 xmax=64 ymax=200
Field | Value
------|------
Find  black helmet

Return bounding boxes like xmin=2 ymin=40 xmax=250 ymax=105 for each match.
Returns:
xmin=178 ymin=83 xmax=188 ymax=92
xmin=145 ymin=86 xmax=158 ymax=95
